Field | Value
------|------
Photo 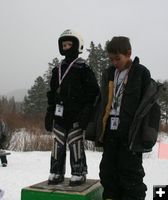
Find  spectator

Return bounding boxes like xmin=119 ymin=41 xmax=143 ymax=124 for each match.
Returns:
xmin=0 ymin=116 xmax=8 ymax=167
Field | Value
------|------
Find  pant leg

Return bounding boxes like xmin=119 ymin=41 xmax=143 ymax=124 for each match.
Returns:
xmin=99 ymin=130 xmax=121 ymax=200
xmin=67 ymin=125 xmax=87 ymax=176
xmin=0 ymin=156 xmax=7 ymax=164
xmin=99 ymin=116 xmax=147 ymax=200
xmin=50 ymin=124 xmax=67 ymax=175
xmin=118 ymin=143 xmax=147 ymax=200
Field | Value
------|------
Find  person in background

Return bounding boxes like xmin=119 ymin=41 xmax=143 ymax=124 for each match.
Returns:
xmin=0 ymin=116 xmax=8 ymax=167
xmin=0 ymin=189 xmax=5 ymax=199
xmin=45 ymin=29 xmax=99 ymax=186
xmin=98 ymin=36 xmax=151 ymax=200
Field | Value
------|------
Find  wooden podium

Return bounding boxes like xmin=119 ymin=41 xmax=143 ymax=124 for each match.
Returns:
xmin=21 ymin=178 xmax=103 ymax=200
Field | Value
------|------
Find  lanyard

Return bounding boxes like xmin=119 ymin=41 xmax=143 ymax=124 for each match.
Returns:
xmin=114 ymin=69 xmax=129 ymax=98
xmin=112 ymin=67 xmax=131 ymax=111
xmin=110 ymin=65 xmax=131 ymax=118
xmin=58 ymin=57 xmax=79 ymax=86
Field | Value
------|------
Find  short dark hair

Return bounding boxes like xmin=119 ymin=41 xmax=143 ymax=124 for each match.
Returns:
xmin=106 ymin=36 xmax=131 ymax=55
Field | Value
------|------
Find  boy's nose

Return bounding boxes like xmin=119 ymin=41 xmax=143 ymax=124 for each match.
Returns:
xmin=64 ymin=46 xmax=69 ymax=50
xmin=112 ymin=60 xmax=117 ymax=66
xmin=63 ymin=44 xmax=72 ymax=50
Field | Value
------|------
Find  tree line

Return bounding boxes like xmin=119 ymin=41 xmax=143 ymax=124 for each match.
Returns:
xmin=1 ymin=41 xmax=168 ymax=132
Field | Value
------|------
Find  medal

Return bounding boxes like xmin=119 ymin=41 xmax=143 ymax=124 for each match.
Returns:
xmin=56 ymin=86 xmax=61 ymax=94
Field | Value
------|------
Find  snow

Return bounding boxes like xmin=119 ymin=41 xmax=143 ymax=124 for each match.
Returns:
xmin=0 ymin=135 xmax=168 ymax=200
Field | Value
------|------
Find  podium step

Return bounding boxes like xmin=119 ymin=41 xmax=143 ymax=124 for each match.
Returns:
xmin=21 ymin=178 xmax=103 ymax=200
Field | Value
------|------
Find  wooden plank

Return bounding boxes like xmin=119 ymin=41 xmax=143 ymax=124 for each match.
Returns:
xmin=30 ymin=178 xmax=99 ymax=192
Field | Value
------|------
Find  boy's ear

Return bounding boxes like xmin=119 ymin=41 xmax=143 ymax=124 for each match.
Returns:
xmin=127 ymin=50 xmax=131 ymax=57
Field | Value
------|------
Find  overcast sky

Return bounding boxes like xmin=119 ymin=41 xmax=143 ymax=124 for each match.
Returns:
xmin=0 ymin=0 xmax=168 ymax=94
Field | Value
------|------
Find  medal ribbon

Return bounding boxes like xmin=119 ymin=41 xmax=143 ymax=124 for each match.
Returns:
xmin=112 ymin=66 xmax=131 ymax=114
xmin=114 ymin=69 xmax=129 ymax=98
xmin=58 ymin=57 xmax=79 ymax=86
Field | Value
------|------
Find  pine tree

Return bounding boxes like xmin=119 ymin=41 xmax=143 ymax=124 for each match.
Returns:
xmin=8 ymin=97 xmax=16 ymax=113
xmin=23 ymin=76 xmax=47 ymax=115
xmin=87 ymin=41 xmax=110 ymax=85
xmin=0 ymin=96 xmax=9 ymax=114
xmin=87 ymin=41 xmax=98 ymax=75
xmin=44 ymin=57 xmax=59 ymax=90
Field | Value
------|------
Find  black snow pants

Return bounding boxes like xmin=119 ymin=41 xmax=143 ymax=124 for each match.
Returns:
xmin=0 ymin=141 xmax=7 ymax=165
xmin=50 ymin=116 xmax=87 ymax=176
xmin=0 ymin=156 xmax=7 ymax=164
xmin=99 ymin=120 xmax=147 ymax=200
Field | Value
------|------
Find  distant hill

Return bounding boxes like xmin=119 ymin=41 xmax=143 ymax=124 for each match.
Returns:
xmin=5 ymin=89 xmax=28 ymax=102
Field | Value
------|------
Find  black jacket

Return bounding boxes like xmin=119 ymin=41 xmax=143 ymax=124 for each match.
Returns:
xmin=128 ymin=79 xmax=163 ymax=152
xmin=45 ymin=58 xmax=99 ymax=131
xmin=86 ymin=57 xmax=151 ymax=149
xmin=116 ymin=57 xmax=151 ymax=143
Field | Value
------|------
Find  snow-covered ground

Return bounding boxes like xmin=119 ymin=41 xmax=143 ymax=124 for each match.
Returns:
xmin=0 ymin=136 xmax=168 ymax=200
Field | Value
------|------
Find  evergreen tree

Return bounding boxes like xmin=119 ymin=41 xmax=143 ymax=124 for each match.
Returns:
xmin=87 ymin=41 xmax=98 ymax=75
xmin=44 ymin=57 xmax=59 ymax=90
xmin=0 ymin=96 xmax=8 ymax=114
xmin=0 ymin=96 xmax=17 ymax=114
xmin=87 ymin=41 xmax=110 ymax=85
xmin=23 ymin=76 xmax=47 ymax=115
xmin=8 ymin=97 xmax=16 ymax=113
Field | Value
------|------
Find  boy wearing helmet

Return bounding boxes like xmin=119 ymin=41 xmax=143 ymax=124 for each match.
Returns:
xmin=45 ymin=29 xmax=99 ymax=186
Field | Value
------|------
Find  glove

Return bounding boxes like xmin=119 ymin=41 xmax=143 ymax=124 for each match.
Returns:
xmin=45 ymin=112 xmax=54 ymax=132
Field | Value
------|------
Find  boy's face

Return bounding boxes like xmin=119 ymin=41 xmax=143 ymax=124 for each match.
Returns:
xmin=62 ymin=41 xmax=73 ymax=51
xmin=108 ymin=51 xmax=131 ymax=71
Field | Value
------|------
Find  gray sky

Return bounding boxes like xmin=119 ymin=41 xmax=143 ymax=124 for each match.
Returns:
xmin=0 ymin=0 xmax=168 ymax=95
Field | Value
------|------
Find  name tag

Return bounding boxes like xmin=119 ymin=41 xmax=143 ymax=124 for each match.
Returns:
xmin=55 ymin=104 xmax=64 ymax=117
xmin=110 ymin=117 xmax=119 ymax=130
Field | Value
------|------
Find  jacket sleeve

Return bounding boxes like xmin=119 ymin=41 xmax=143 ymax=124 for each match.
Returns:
xmin=78 ymin=66 xmax=100 ymax=130
xmin=45 ymin=67 xmax=58 ymax=131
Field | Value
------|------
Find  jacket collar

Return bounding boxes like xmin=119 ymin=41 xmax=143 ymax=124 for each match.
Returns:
xmin=126 ymin=56 xmax=140 ymax=81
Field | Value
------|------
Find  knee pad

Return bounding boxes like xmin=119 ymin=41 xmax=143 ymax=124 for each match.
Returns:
xmin=52 ymin=124 xmax=66 ymax=159
xmin=67 ymin=127 xmax=83 ymax=162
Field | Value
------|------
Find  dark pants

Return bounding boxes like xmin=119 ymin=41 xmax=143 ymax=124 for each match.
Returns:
xmin=0 ymin=141 xmax=7 ymax=165
xmin=99 ymin=122 xmax=147 ymax=200
xmin=50 ymin=115 xmax=87 ymax=176
xmin=0 ymin=156 xmax=7 ymax=164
